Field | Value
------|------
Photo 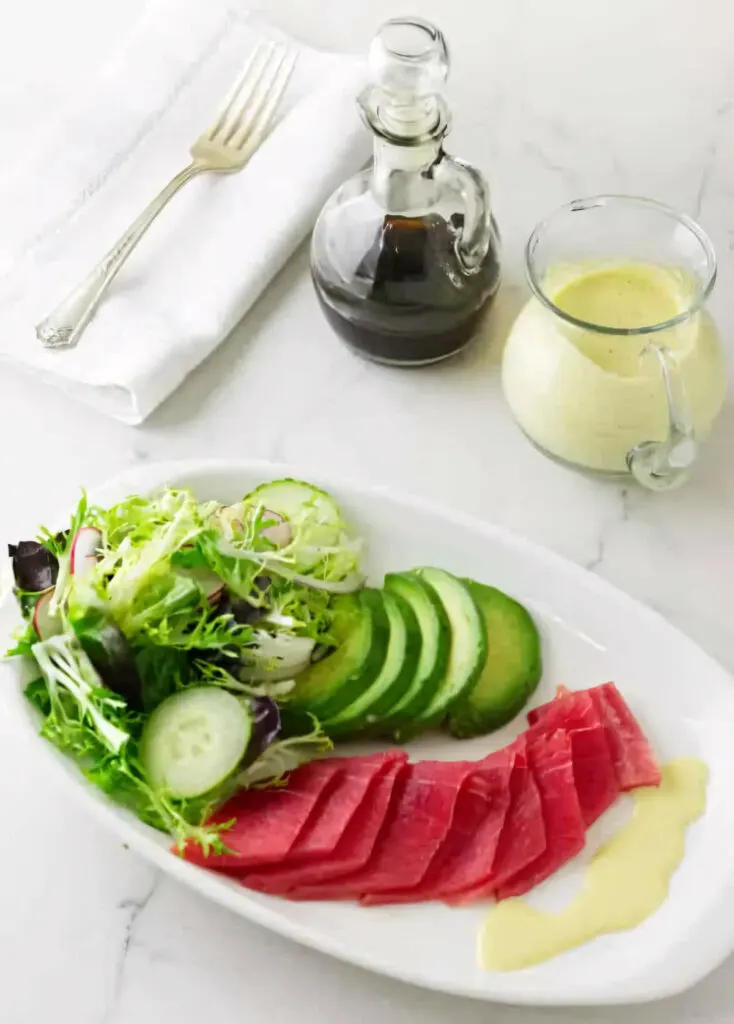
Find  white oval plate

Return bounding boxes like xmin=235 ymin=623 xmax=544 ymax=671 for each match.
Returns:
xmin=3 ymin=459 xmax=734 ymax=1007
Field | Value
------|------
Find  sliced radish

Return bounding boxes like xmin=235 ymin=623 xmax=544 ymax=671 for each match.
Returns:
xmin=70 ymin=527 xmax=102 ymax=579
xmin=260 ymin=509 xmax=292 ymax=549
xmin=212 ymin=503 xmax=246 ymax=539
xmin=33 ymin=589 xmax=62 ymax=640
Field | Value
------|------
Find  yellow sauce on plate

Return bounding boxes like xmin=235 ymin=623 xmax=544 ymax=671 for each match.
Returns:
xmin=479 ymin=758 xmax=708 ymax=972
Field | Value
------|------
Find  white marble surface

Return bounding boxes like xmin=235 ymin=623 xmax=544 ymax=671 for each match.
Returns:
xmin=1 ymin=0 xmax=734 ymax=1020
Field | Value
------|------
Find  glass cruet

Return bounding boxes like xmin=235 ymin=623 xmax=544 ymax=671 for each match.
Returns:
xmin=310 ymin=17 xmax=501 ymax=366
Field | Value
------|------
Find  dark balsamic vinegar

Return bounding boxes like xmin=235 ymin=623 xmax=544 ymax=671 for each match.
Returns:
xmin=313 ymin=213 xmax=501 ymax=366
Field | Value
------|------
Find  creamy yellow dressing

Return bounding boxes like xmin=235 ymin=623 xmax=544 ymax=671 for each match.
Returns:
xmin=479 ymin=758 xmax=708 ymax=972
xmin=501 ymin=261 xmax=725 ymax=473
xmin=552 ymin=263 xmax=684 ymax=376
xmin=554 ymin=263 xmax=682 ymax=330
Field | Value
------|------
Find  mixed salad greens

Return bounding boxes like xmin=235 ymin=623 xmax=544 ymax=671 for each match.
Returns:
xmin=5 ymin=476 xmax=543 ymax=856
xmin=6 ymin=480 xmax=363 ymax=852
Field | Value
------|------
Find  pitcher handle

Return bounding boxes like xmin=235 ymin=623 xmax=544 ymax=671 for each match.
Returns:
xmin=436 ymin=153 xmax=496 ymax=272
xmin=626 ymin=344 xmax=698 ymax=491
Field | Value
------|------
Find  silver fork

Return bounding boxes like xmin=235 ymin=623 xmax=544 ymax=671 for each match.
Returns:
xmin=37 ymin=41 xmax=297 ymax=350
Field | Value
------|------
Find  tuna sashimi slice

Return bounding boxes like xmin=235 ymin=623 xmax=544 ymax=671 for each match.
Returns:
xmin=361 ymin=749 xmax=514 ymax=905
xmin=589 ymin=682 xmax=661 ymax=791
xmin=448 ymin=735 xmax=544 ymax=904
xmin=527 ymin=684 xmax=574 ymax=727
xmin=495 ymin=728 xmax=585 ymax=899
xmin=241 ymin=752 xmax=406 ymax=892
xmin=528 ymin=687 xmax=619 ymax=826
xmin=179 ymin=759 xmax=343 ymax=869
xmin=257 ymin=759 xmax=407 ymax=895
xmin=292 ymin=760 xmax=476 ymax=901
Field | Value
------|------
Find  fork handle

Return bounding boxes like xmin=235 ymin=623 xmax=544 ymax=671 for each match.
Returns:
xmin=36 ymin=161 xmax=206 ymax=349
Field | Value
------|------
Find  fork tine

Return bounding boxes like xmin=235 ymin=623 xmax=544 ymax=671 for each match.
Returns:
xmin=206 ymin=40 xmax=272 ymax=143
xmin=223 ymin=44 xmax=289 ymax=149
xmin=232 ymin=49 xmax=297 ymax=157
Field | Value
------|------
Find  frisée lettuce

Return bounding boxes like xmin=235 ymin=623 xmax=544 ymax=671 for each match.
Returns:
xmin=5 ymin=479 xmax=361 ymax=850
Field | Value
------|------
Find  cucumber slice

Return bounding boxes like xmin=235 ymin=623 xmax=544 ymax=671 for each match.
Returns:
xmin=447 ymin=581 xmax=542 ymax=738
xmin=244 ymin=479 xmax=341 ymax=527
xmin=244 ymin=478 xmax=344 ymax=569
xmin=381 ymin=571 xmax=449 ymax=726
xmin=288 ymin=590 xmax=389 ymax=719
xmin=412 ymin=567 xmax=488 ymax=726
xmin=141 ymin=686 xmax=252 ymax=799
xmin=325 ymin=589 xmax=422 ymax=736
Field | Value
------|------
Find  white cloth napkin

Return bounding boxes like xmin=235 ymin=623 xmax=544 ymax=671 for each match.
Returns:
xmin=0 ymin=0 xmax=369 ymax=423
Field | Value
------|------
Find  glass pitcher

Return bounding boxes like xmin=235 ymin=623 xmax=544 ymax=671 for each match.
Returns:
xmin=310 ymin=17 xmax=501 ymax=366
xmin=502 ymin=196 xmax=725 ymax=490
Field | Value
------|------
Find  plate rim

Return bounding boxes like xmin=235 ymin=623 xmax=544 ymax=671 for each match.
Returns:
xmin=4 ymin=456 xmax=734 ymax=1006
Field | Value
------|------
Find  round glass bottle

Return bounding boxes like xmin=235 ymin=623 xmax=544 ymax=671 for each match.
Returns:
xmin=310 ymin=17 xmax=501 ymax=366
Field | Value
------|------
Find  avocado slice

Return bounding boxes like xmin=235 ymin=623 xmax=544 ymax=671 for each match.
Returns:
xmin=447 ymin=581 xmax=542 ymax=738
xmin=411 ymin=567 xmax=488 ymax=727
xmin=380 ymin=571 xmax=450 ymax=728
xmin=288 ymin=590 xmax=389 ymax=720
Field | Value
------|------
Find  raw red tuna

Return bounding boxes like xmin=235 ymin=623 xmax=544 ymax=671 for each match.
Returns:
xmin=179 ymin=760 xmax=343 ymax=869
xmin=448 ymin=735 xmax=544 ymax=904
xmin=240 ymin=752 xmax=405 ymax=892
xmin=260 ymin=758 xmax=407 ymax=895
xmin=361 ymin=749 xmax=514 ymax=905
xmin=528 ymin=687 xmax=619 ymax=826
xmin=588 ymin=682 xmax=661 ymax=791
xmin=495 ymin=728 xmax=585 ymax=899
xmin=178 ymin=680 xmax=659 ymax=907
xmin=527 ymin=684 xmax=574 ymax=727
xmin=292 ymin=760 xmax=476 ymax=901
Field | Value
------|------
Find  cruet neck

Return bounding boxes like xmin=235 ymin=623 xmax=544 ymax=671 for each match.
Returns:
xmin=371 ymin=136 xmax=443 ymax=212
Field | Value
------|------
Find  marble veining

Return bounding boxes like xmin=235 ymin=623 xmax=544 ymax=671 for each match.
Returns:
xmin=104 ymin=880 xmax=160 ymax=1023
xmin=2 ymin=0 xmax=734 ymax=1021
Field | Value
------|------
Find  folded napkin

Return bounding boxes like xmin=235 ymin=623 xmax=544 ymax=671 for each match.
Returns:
xmin=0 ymin=0 xmax=369 ymax=423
